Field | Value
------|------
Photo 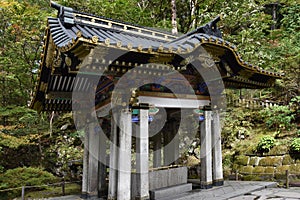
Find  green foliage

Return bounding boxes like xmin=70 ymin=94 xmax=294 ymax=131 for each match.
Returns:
xmin=0 ymin=167 xmax=57 ymax=199
xmin=290 ymin=138 xmax=300 ymax=153
xmin=259 ymin=105 xmax=295 ymax=130
xmin=0 ymin=1 xmax=51 ymax=109
xmin=222 ymin=107 xmax=254 ymax=148
xmin=256 ymin=135 xmax=276 ymax=153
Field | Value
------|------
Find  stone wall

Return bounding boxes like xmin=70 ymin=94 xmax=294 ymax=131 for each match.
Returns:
xmin=232 ymin=154 xmax=300 ymax=182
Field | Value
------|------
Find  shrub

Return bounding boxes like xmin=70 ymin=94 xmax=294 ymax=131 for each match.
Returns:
xmin=0 ymin=167 xmax=57 ymax=199
xmin=290 ymin=138 xmax=300 ymax=159
xmin=259 ymin=105 xmax=294 ymax=131
xmin=256 ymin=136 xmax=275 ymax=153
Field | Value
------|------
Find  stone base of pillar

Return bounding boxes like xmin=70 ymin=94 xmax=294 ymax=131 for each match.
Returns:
xmin=200 ymin=182 xmax=213 ymax=189
xmin=81 ymin=193 xmax=88 ymax=199
xmin=135 ymin=195 xmax=150 ymax=200
xmin=81 ymin=193 xmax=98 ymax=199
xmin=213 ymin=179 xmax=224 ymax=186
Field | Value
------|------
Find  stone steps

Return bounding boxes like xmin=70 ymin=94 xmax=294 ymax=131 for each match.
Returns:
xmin=149 ymin=183 xmax=192 ymax=200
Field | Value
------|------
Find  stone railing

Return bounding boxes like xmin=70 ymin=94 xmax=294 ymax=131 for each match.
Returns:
xmin=227 ymin=98 xmax=281 ymax=109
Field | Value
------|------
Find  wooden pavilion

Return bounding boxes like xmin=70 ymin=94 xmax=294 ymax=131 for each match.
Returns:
xmin=30 ymin=2 xmax=283 ymax=200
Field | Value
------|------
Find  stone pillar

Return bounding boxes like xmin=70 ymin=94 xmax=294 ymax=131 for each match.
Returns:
xmin=153 ymin=132 xmax=162 ymax=168
xmin=211 ymin=111 xmax=224 ymax=186
xmin=172 ymin=121 xmax=179 ymax=165
xmin=163 ymin=123 xmax=172 ymax=166
xmin=200 ymin=111 xmax=213 ymax=189
xmin=136 ymin=109 xmax=150 ymax=199
xmin=108 ymin=117 xmax=118 ymax=200
xmin=117 ymin=109 xmax=132 ymax=200
xmin=87 ymin=121 xmax=99 ymax=196
xmin=81 ymin=124 xmax=89 ymax=198
xmin=98 ymin=119 xmax=107 ymax=197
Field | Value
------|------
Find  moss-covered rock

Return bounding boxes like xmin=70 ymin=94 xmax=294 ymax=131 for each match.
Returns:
xmin=234 ymin=155 xmax=249 ymax=166
xmin=259 ymin=156 xmax=282 ymax=167
xmin=290 ymin=164 xmax=300 ymax=173
xmin=243 ymin=175 xmax=261 ymax=181
xmin=232 ymin=164 xmax=240 ymax=171
xmin=253 ymin=166 xmax=265 ymax=174
xmin=240 ymin=166 xmax=253 ymax=174
xmin=282 ymin=155 xmax=294 ymax=165
xmin=249 ymin=157 xmax=259 ymax=166
xmin=268 ymin=145 xmax=288 ymax=155
xmin=265 ymin=167 xmax=275 ymax=175
xmin=275 ymin=165 xmax=290 ymax=174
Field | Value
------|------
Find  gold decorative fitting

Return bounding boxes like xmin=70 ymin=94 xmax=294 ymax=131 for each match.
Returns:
xmin=158 ymin=44 xmax=164 ymax=52
xmin=117 ymin=41 xmax=122 ymax=48
xmin=137 ymin=45 xmax=143 ymax=51
xmin=39 ymin=82 xmax=47 ymax=92
xmin=108 ymin=22 xmax=112 ymax=27
xmin=91 ymin=18 xmax=95 ymax=23
xmin=105 ymin=38 xmax=110 ymax=46
xmin=127 ymin=43 xmax=133 ymax=50
xmin=177 ymin=47 xmax=182 ymax=53
xmin=122 ymin=61 xmax=126 ymax=66
xmin=76 ymin=31 xmax=82 ymax=37
xmin=148 ymin=46 xmax=153 ymax=53
xmin=187 ymin=47 xmax=192 ymax=52
xmin=91 ymin=36 xmax=98 ymax=43
xmin=168 ymin=46 xmax=173 ymax=53
xmin=65 ymin=56 xmax=72 ymax=67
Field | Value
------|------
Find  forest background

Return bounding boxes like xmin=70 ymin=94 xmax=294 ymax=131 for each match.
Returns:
xmin=0 ymin=0 xmax=299 ymax=198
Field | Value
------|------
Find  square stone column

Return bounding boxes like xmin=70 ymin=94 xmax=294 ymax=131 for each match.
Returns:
xmin=117 ymin=109 xmax=132 ymax=200
xmin=153 ymin=132 xmax=162 ymax=168
xmin=84 ymin=121 xmax=100 ymax=197
xmin=136 ymin=109 xmax=150 ymax=199
xmin=98 ymin=120 xmax=107 ymax=197
xmin=212 ymin=110 xmax=224 ymax=186
xmin=108 ymin=116 xmax=118 ymax=200
xmin=200 ymin=111 xmax=213 ymax=189
xmin=163 ymin=120 xmax=179 ymax=166
xmin=81 ymin=123 xmax=89 ymax=198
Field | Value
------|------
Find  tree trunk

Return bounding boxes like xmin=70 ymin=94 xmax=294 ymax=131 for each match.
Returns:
xmin=171 ymin=0 xmax=178 ymax=35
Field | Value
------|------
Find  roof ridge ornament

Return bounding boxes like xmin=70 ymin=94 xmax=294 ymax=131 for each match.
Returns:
xmin=50 ymin=1 xmax=74 ymax=26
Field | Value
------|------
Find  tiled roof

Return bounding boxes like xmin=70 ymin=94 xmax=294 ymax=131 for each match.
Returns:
xmin=30 ymin=1 xmax=283 ymax=112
